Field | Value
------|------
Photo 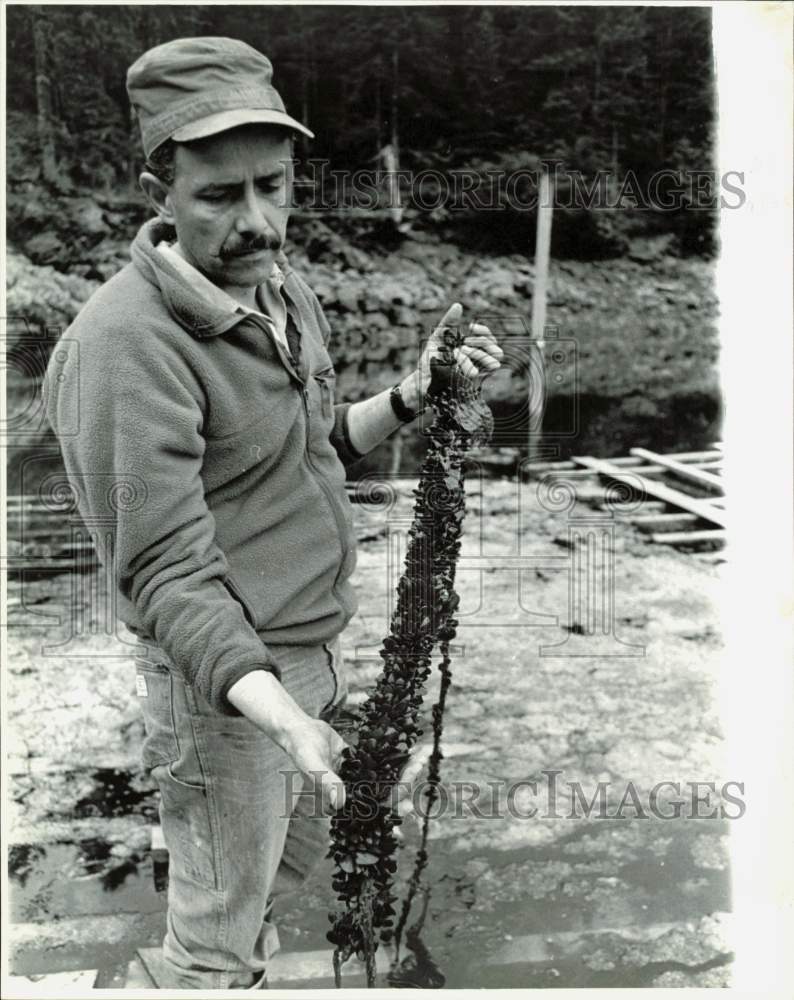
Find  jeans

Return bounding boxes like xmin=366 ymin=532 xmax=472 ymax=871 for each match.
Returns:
xmin=135 ymin=637 xmax=348 ymax=989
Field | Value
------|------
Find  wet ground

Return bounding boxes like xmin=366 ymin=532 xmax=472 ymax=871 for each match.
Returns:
xmin=7 ymin=474 xmax=733 ymax=987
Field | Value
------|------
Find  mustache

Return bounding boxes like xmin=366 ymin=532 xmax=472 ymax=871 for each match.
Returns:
xmin=220 ymin=235 xmax=280 ymax=261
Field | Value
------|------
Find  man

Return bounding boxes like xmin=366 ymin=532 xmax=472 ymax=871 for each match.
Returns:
xmin=43 ymin=37 xmax=502 ymax=989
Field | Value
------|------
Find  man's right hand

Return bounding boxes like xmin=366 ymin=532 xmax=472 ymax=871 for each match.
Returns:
xmin=280 ymin=716 xmax=348 ymax=813
xmin=226 ymin=668 xmax=347 ymax=812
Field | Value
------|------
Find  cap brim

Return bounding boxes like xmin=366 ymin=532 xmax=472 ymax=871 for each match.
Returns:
xmin=172 ymin=108 xmax=314 ymax=143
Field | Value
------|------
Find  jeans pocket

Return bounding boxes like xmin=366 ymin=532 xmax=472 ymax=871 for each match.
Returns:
xmin=151 ymin=762 xmax=218 ymax=891
xmin=320 ymin=637 xmax=348 ymax=718
xmin=136 ymin=663 xmax=180 ymax=771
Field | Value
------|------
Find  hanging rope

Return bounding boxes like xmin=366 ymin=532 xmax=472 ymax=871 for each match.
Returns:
xmin=327 ymin=327 xmax=493 ymax=987
xmin=389 ymin=636 xmax=453 ymax=964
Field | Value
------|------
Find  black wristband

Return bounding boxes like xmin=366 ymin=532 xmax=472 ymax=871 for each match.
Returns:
xmin=390 ymin=382 xmax=422 ymax=423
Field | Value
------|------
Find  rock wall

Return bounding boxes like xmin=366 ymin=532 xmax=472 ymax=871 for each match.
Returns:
xmin=6 ymin=207 xmax=721 ymax=489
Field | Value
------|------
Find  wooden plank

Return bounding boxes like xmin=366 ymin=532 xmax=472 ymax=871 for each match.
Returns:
xmin=573 ymin=456 xmax=728 ymax=527
xmin=631 ymin=513 xmax=700 ymax=532
xmin=5 ymin=506 xmax=72 ymax=514
xmin=609 ymin=455 xmax=662 ymax=466
xmin=530 ymin=455 xmax=653 ymax=473
xmin=651 ymin=529 xmax=727 ymax=545
xmin=629 ymin=447 xmax=725 ymax=493
xmin=663 ymin=449 xmax=723 ymax=463
xmin=9 ymin=543 xmax=95 ymax=558
xmin=466 ymin=449 xmax=518 ymax=466
xmin=6 ymin=496 xmax=74 ymax=506
xmin=5 ymin=509 xmax=75 ymax=519
xmin=531 ymin=170 xmax=553 ymax=344
xmin=5 ymin=560 xmax=96 ymax=575
xmin=563 ymin=463 xmax=668 ymax=479
xmin=524 ymin=460 xmax=576 ymax=473
xmin=605 ymin=450 xmax=721 ymax=466
xmin=7 ymin=529 xmax=85 ymax=541
xmin=541 ymin=467 xmax=619 ymax=479
xmin=529 ymin=169 xmax=553 ymax=461
xmin=6 ymin=494 xmax=55 ymax=502
xmin=5 ymin=501 xmax=74 ymax=509
xmin=481 ymin=462 xmax=671 ymax=479
xmin=602 ymin=501 xmax=667 ymax=514
xmin=457 ymin=450 xmax=722 ymax=476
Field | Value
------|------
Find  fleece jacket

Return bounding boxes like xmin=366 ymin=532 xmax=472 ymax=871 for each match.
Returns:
xmin=42 ymin=218 xmax=361 ymax=715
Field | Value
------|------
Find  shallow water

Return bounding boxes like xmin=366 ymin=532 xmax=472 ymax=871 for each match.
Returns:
xmin=10 ymin=759 xmax=734 ymax=989
xmin=9 ymin=841 xmax=164 ymax=924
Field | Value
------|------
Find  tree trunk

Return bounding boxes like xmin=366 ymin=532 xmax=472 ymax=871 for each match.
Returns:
xmin=593 ymin=42 xmax=602 ymax=119
xmin=658 ymin=19 xmax=674 ymax=161
xmin=297 ymin=6 xmax=313 ymax=156
xmin=609 ymin=123 xmax=620 ymax=203
xmin=380 ymin=143 xmax=403 ymax=228
xmin=33 ymin=12 xmax=58 ymax=184
xmin=375 ymin=78 xmax=382 ymax=154
xmin=386 ymin=47 xmax=404 ymax=230
xmin=128 ymin=105 xmax=139 ymax=192
xmin=390 ymin=47 xmax=399 ymax=158
xmin=611 ymin=124 xmax=619 ymax=176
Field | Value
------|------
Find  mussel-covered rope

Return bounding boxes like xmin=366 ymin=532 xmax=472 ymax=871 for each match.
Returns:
xmin=389 ymin=637 xmax=453 ymax=962
xmin=327 ymin=327 xmax=493 ymax=987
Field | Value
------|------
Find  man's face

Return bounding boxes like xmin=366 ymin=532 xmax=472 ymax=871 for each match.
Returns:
xmin=162 ymin=125 xmax=293 ymax=288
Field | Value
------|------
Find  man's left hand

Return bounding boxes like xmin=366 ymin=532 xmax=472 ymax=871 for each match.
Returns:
xmin=400 ymin=302 xmax=504 ymax=413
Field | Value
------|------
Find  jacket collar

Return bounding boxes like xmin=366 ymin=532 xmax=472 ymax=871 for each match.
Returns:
xmin=131 ymin=218 xmax=295 ymax=340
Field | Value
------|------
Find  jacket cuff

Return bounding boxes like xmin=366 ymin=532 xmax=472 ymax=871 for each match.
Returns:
xmin=213 ymin=660 xmax=283 ymax=717
xmin=330 ymin=402 xmax=364 ymax=465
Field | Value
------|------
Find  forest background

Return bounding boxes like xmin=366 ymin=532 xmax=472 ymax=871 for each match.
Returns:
xmin=5 ymin=4 xmax=720 ymax=489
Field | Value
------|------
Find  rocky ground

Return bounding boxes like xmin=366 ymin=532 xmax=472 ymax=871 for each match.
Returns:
xmin=7 ymin=473 xmax=734 ymax=988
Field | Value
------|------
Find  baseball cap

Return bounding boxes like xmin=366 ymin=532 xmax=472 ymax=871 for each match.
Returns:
xmin=127 ymin=36 xmax=314 ymax=158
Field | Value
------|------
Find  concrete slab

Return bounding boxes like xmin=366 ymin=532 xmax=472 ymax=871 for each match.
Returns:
xmin=5 ymin=969 xmax=98 ymax=993
xmin=268 ymin=946 xmax=390 ymax=984
xmin=11 ymin=914 xmax=162 ymax=952
xmin=122 ymin=957 xmax=155 ymax=989
xmin=10 ymin=913 xmax=165 ymax=978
